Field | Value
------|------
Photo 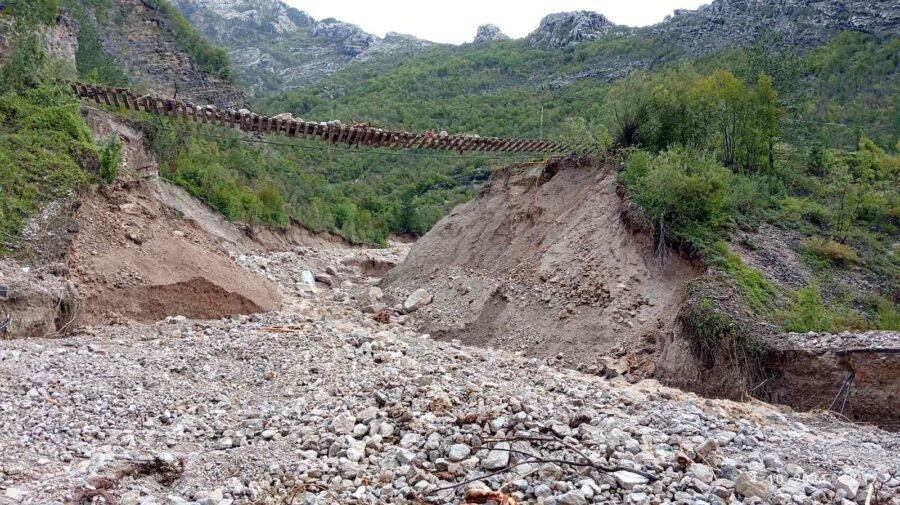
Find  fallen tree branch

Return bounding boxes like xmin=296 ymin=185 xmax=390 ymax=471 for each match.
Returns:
xmin=427 ymin=433 xmax=659 ymax=498
xmin=428 ymin=461 xmax=539 ymax=494
xmin=483 ymin=435 xmax=658 ymax=481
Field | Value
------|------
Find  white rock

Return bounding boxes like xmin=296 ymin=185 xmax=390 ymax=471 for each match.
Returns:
xmin=448 ymin=444 xmax=471 ymax=462
xmin=347 ymin=439 xmax=366 ymax=462
xmin=331 ymin=412 xmax=357 ymax=434
xmin=299 ymin=270 xmax=316 ymax=287
xmin=403 ymin=289 xmax=433 ymax=313
xmin=836 ymin=475 xmax=860 ymax=497
xmin=4 ymin=487 xmax=26 ymax=502
xmin=482 ymin=442 xmax=510 ymax=469
xmin=613 ymin=470 xmax=649 ymax=490
xmin=690 ymin=463 xmax=716 ymax=484
xmin=558 ymin=489 xmax=587 ymax=505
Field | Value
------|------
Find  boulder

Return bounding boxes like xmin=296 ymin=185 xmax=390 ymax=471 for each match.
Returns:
xmin=403 ymin=289 xmax=433 ymax=313
xmin=735 ymin=473 xmax=772 ymax=499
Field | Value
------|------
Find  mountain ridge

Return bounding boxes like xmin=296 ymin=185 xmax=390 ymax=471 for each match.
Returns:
xmin=172 ymin=0 xmax=900 ymax=95
xmin=170 ymin=0 xmax=433 ymax=93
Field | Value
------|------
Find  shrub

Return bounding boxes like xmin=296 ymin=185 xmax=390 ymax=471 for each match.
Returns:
xmin=557 ymin=117 xmax=612 ymax=158
xmin=99 ymin=135 xmax=124 ymax=184
xmin=680 ymin=296 xmax=763 ymax=372
xmin=865 ymin=295 xmax=900 ymax=331
xmin=621 ymin=147 xmax=732 ymax=256
xmin=803 ymin=237 xmax=861 ymax=265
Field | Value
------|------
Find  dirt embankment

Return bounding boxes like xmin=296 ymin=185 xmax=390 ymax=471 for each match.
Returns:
xmin=68 ymin=178 xmax=283 ymax=326
xmin=382 ymin=158 xmax=700 ymax=368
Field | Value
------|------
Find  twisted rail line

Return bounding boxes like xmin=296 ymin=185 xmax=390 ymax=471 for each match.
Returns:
xmin=70 ymin=82 xmax=569 ymax=154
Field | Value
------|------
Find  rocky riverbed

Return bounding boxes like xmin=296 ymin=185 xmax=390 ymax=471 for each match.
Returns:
xmin=1 ymin=245 xmax=898 ymax=505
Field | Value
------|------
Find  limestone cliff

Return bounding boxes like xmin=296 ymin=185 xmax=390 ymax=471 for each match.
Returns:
xmin=171 ymin=0 xmax=432 ymax=94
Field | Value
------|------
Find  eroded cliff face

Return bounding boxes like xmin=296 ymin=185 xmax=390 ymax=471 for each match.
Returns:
xmin=85 ymin=0 xmax=245 ymax=108
xmin=766 ymin=332 xmax=900 ymax=430
xmin=381 ymin=159 xmax=700 ymax=369
xmin=655 ymin=310 xmax=900 ymax=430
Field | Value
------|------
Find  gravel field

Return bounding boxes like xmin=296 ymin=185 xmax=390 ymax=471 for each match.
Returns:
xmin=1 ymin=245 xmax=898 ymax=505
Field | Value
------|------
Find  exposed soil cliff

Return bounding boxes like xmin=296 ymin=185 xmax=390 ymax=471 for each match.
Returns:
xmin=67 ymin=178 xmax=282 ymax=325
xmin=382 ymin=158 xmax=700 ymax=368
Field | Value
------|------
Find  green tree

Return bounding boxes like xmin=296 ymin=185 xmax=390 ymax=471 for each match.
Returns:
xmin=753 ymin=73 xmax=782 ymax=173
xmin=604 ymin=70 xmax=654 ymax=148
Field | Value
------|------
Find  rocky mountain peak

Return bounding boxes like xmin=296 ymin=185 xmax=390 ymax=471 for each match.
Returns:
xmin=528 ymin=11 xmax=618 ymax=49
xmin=312 ymin=18 xmax=378 ymax=56
xmin=648 ymin=0 xmax=900 ymax=56
xmin=172 ymin=0 xmax=310 ymax=36
xmin=473 ymin=24 xmax=510 ymax=43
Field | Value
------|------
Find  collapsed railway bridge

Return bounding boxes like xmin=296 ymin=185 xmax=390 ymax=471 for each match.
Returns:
xmin=70 ymin=82 xmax=569 ymax=155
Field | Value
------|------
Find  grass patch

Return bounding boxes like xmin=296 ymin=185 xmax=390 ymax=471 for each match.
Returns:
xmin=3 ymin=0 xmax=59 ymax=26
xmin=714 ymin=243 xmax=780 ymax=314
xmin=99 ymin=134 xmax=124 ymax=184
xmin=780 ymin=283 xmax=900 ymax=332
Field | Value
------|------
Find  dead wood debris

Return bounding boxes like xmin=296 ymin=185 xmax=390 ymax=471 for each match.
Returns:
xmin=460 ymin=488 xmax=519 ymax=505
xmin=66 ymin=455 xmax=185 ymax=505
xmin=428 ymin=433 xmax=658 ymax=497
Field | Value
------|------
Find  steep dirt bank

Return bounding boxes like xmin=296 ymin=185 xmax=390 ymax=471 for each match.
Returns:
xmin=65 ymin=108 xmax=283 ymax=325
xmin=0 ymin=261 xmax=76 ymax=338
xmin=1 ymin=108 xmax=284 ymax=333
xmin=67 ymin=179 xmax=282 ymax=325
xmin=656 ymin=326 xmax=900 ymax=430
xmin=764 ymin=331 xmax=900 ymax=430
xmin=382 ymin=158 xmax=700 ymax=367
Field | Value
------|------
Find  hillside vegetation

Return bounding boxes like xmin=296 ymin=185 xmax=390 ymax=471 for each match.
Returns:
xmin=0 ymin=9 xmax=120 ymax=256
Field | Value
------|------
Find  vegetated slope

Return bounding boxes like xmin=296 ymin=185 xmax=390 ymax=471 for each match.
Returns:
xmin=253 ymin=0 xmax=899 ymax=144
xmin=382 ymin=158 xmax=699 ymax=367
xmin=171 ymin=0 xmax=432 ymax=94
xmin=0 ymin=0 xmax=247 ymax=251
xmin=64 ymin=0 xmax=898 ymax=251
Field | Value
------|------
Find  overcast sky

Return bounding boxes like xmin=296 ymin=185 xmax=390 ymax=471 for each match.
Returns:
xmin=287 ymin=0 xmax=710 ymax=44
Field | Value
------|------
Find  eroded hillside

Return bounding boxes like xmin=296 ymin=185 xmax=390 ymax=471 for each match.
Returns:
xmin=382 ymin=158 xmax=699 ymax=367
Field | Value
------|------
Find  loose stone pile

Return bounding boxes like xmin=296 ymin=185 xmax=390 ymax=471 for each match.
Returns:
xmin=0 ymin=247 xmax=898 ymax=505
